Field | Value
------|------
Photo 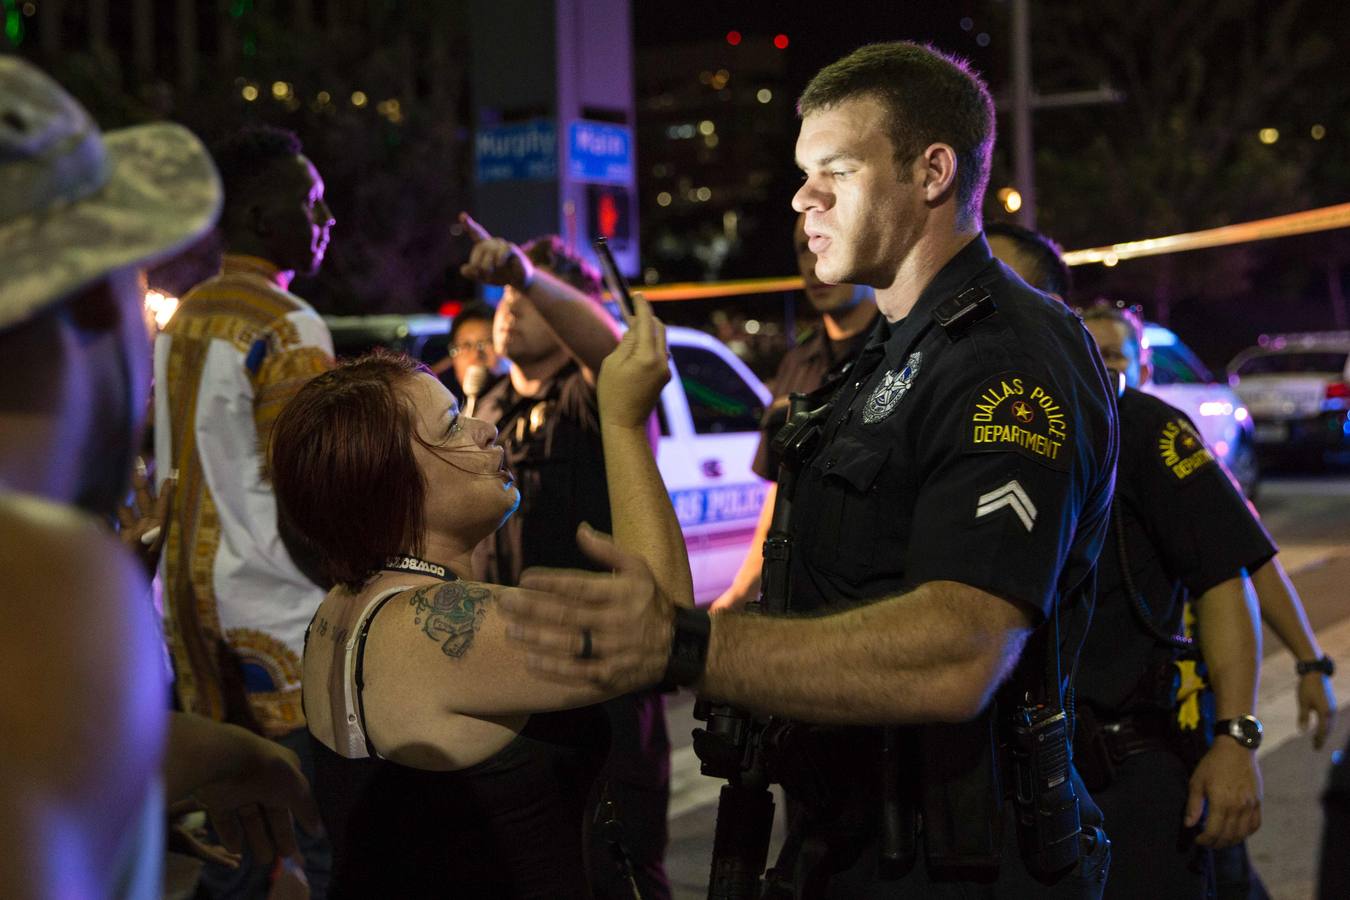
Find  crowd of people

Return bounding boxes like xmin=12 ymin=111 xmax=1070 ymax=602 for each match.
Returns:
xmin=1 ymin=36 xmax=1347 ymax=900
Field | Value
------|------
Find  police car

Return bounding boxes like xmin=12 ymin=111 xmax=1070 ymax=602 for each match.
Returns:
xmin=1227 ymin=331 xmax=1350 ymax=466
xmin=325 ymin=315 xmax=771 ymax=604
xmin=1142 ymin=324 xmax=1259 ymax=496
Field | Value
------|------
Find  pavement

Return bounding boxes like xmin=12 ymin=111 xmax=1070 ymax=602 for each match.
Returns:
xmin=662 ymin=474 xmax=1350 ymax=899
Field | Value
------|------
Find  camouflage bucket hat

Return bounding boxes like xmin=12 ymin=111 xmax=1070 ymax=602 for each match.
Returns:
xmin=0 ymin=56 xmax=222 ymax=330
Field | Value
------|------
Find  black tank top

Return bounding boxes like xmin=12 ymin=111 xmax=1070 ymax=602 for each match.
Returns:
xmin=314 ymin=705 xmax=609 ymax=899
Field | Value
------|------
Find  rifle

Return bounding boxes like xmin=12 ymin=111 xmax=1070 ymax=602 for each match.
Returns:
xmin=694 ymin=393 xmax=828 ymax=899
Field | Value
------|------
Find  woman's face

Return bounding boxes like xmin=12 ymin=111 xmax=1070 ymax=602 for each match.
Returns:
xmin=402 ymin=372 xmax=519 ymax=541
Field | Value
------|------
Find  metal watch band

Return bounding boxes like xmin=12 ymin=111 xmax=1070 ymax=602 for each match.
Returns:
xmin=1296 ymin=655 xmax=1335 ymax=677
xmin=659 ymin=606 xmax=711 ymax=691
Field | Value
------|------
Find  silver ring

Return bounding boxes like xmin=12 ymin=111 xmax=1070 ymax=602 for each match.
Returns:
xmin=577 ymin=628 xmax=594 ymax=660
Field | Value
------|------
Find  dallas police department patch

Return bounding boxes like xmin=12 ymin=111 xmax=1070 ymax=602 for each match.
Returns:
xmin=966 ymin=371 xmax=1071 ymax=471
xmin=862 ymin=352 xmax=922 ymax=425
xmin=1157 ymin=417 xmax=1214 ymax=482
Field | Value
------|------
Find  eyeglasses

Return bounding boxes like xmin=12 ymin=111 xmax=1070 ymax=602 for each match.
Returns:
xmin=448 ymin=340 xmax=492 ymax=357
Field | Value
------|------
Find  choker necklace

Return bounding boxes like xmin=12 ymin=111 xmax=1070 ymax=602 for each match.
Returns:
xmin=383 ymin=555 xmax=458 ymax=582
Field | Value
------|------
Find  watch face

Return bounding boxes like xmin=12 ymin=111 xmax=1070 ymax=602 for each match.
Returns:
xmin=1231 ymin=716 xmax=1263 ymax=747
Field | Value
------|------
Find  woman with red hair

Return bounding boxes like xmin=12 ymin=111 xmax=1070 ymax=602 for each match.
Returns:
xmin=271 ymin=297 xmax=687 ymax=899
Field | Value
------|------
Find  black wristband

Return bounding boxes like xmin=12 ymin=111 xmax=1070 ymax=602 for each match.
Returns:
xmin=1296 ymin=655 xmax=1335 ymax=677
xmin=658 ymin=606 xmax=711 ymax=691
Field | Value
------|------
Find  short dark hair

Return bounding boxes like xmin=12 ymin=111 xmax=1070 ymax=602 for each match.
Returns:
xmin=1080 ymin=299 xmax=1147 ymax=358
xmin=211 ymin=125 xmax=304 ymax=219
xmin=798 ymin=42 xmax=995 ymax=230
xmin=448 ymin=304 xmax=494 ymax=344
xmin=985 ymin=222 xmax=1073 ymax=299
xmin=522 ymin=235 xmax=603 ymax=299
xmin=271 ymin=352 xmax=427 ymax=591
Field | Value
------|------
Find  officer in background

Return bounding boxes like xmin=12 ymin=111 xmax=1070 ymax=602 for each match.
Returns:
xmin=499 ymin=41 xmax=1119 ymax=898
xmin=713 ymin=212 xmax=878 ymax=611
xmin=457 ymin=216 xmax=672 ymax=900
xmin=992 ymin=227 xmax=1338 ymax=900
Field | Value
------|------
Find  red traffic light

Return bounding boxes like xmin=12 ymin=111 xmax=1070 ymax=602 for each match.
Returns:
xmin=726 ymin=30 xmax=742 ymax=46
xmin=773 ymin=33 xmax=789 ymax=50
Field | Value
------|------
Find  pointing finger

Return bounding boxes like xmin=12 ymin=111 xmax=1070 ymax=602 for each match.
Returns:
xmin=459 ymin=212 xmax=491 ymax=243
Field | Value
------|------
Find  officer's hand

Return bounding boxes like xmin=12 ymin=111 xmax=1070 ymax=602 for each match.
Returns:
xmin=710 ymin=585 xmax=751 ymax=614
xmin=501 ymin=524 xmax=673 ymax=693
xmin=1298 ymin=672 xmax=1337 ymax=749
xmin=598 ymin=289 xmax=669 ymax=429
xmin=1185 ymin=737 xmax=1262 ymax=848
xmin=458 ymin=212 xmax=535 ymax=290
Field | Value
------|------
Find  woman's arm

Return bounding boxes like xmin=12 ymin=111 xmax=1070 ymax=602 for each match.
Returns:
xmin=595 ymin=293 xmax=694 ymax=608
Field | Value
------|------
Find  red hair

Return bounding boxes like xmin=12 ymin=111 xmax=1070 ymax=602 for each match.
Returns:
xmin=272 ymin=352 xmax=427 ymax=591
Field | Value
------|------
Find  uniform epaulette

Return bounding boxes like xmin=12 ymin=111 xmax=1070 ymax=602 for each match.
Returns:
xmin=932 ymin=284 xmax=997 ymax=340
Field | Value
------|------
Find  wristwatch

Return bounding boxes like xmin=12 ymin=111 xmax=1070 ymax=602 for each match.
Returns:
xmin=1215 ymin=715 xmax=1263 ymax=750
xmin=1296 ymin=655 xmax=1336 ymax=677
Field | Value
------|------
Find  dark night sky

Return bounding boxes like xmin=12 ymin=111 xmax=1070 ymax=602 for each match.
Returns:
xmin=634 ymin=2 xmax=1002 ymax=102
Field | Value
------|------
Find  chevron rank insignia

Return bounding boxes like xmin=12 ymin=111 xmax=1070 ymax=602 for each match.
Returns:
xmin=1157 ymin=417 xmax=1215 ymax=482
xmin=975 ymin=479 xmax=1037 ymax=532
xmin=966 ymin=372 xmax=1071 ymax=471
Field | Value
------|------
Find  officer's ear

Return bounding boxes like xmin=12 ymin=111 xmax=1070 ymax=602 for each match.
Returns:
xmin=917 ymin=143 xmax=959 ymax=205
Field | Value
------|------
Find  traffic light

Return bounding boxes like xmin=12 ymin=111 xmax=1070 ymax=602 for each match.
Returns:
xmin=587 ymin=184 xmax=631 ymax=249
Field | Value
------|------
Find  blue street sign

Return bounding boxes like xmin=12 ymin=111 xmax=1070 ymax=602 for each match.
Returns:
xmin=568 ymin=120 xmax=633 ymax=185
xmin=475 ymin=120 xmax=558 ymax=183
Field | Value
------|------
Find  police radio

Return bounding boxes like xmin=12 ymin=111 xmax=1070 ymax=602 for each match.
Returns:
xmin=1010 ymin=704 xmax=1082 ymax=874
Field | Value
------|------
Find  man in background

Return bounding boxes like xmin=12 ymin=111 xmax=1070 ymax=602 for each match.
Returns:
xmin=712 ymin=212 xmax=878 ymax=611
xmin=460 ymin=216 xmax=673 ymax=900
xmin=0 ymin=57 xmax=319 ymax=899
xmin=156 ymin=125 xmax=335 ymax=897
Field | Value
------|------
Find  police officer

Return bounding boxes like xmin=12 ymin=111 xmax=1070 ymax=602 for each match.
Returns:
xmin=992 ymin=227 xmax=1336 ymax=900
xmin=1072 ymin=301 xmax=1268 ymax=898
xmin=713 ymin=212 xmax=878 ymax=612
xmin=498 ymin=42 xmax=1119 ymax=898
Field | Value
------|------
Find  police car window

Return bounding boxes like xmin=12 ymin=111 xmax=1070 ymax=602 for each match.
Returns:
xmin=1150 ymin=345 xmax=1211 ymax=386
xmin=670 ymin=345 xmax=764 ymax=434
xmin=1235 ymin=352 xmax=1349 ymax=376
xmin=656 ymin=399 xmax=670 ymax=437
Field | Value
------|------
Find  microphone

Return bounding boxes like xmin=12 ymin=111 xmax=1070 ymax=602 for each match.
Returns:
xmin=462 ymin=364 xmax=488 ymax=418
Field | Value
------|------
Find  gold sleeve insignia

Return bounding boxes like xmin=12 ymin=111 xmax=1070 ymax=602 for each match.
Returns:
xmin=966 ymin=372 xmax=1071 ymax=471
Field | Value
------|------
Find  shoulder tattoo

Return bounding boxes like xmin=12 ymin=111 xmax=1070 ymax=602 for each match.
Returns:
xmin=408 ymin=582 xmax=492 ymax=659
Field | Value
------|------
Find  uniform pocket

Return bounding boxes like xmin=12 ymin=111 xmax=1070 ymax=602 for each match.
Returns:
xmin=805 ymin=438 xmax=892 ymax=580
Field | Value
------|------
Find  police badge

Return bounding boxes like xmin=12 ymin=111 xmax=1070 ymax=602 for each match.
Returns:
xmin=862 ymin=352 xmax=922 ymax=424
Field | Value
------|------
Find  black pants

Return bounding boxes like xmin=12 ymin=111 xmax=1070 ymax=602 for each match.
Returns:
xmin=1093 ymin=749 xmax=1210 ymax=899
xmin=585 ymin=690 xmax=672 ymax=900
xmin=786 ymin=769 xmax=1109 ymax=899
xmin=1319 ymin=731 xmax=1350 ymax=900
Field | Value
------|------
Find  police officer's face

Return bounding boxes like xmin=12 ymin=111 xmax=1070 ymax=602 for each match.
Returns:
xmin=1085 ymin=319 xmax=1146 ymax=389
xmin=792 ymin=96 xmax=926 ymax=291
xmin=792 ymin=213 xmax=871 ymax=315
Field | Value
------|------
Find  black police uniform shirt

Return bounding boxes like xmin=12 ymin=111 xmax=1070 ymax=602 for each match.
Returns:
xmin=1076 ymin=387 xmax=1276 ymax=715
xmin=751 ymin=316 xmax=877 ymax=480
xmin=788 ymin=235 xmax=1118 ymax=627
xmin=475 ymin=361 xmax=614 ymax=586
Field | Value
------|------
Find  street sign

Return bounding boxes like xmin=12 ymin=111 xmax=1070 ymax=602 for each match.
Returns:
xmin=568 ymin=120 xmax=633 ymax=185
xmin=475 ymin=119 xmax=558 ymax=183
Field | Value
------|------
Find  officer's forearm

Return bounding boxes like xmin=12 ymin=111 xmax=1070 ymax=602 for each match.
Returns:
xmin=1194 ymin=575 xmax=1262 ymax=719
xmin=725 ymin=484 xmax=775 ymax=601
xmin=1251 ymin=557 xmax=1321 ymax=662
xmin=698 ymin=580 xmax=1032 ymax=724
xmin=602 ymin=423 xmax=694 ymax=608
